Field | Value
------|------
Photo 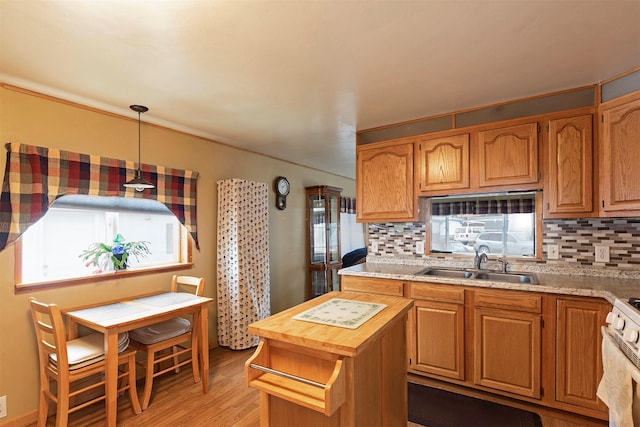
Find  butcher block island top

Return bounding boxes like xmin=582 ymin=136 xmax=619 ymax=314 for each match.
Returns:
xmin=247 ymin=291 xmax=413 ymax=357
xmin=246 ymin=291 xmax=413 ymax=426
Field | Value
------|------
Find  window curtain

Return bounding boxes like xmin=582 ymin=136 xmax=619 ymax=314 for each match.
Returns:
xmin=340 ymin=196 xmax=356 ymax=214
xmin=216 ymin=179 xmax=270 ymax=350
xmin=0 ymin=143 xmax=199 ymax=251
xmin=431 ymin=193 xmax=536 ymax=216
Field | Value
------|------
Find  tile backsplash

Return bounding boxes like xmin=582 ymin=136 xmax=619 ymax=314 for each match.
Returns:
xmin=367 ymin=218 xmax=640 ymax=276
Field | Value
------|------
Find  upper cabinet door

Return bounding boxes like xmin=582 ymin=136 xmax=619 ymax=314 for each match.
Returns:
xmin=356 ymin=139 xmax=416 ymax=222
xmin=416 ymin=134 xmax=470 ymax=194
xmin=546 ymin=115 xmax=594 ymax=216
xmin=602 ymin=96 xmax=640 ymax=212
xmin=478 ymin=123 xmax=539 ymax=187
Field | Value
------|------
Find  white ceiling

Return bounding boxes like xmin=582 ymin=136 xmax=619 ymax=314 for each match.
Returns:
xmin=1 ymin=1 xmax=639 ymax=179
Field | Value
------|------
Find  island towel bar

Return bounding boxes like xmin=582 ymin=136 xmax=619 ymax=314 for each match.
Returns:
xmin=249 ymin=363 xmax=325 ymax=388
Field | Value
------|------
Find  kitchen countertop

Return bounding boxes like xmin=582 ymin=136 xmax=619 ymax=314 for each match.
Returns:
xmin=339 ymin=262 xmax=640 ymax=305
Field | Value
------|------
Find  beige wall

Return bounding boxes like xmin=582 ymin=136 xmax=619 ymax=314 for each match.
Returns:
xmin=0 ymin=85 xmax=356 ymax=422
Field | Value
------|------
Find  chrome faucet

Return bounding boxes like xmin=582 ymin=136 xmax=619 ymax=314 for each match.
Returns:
xmin=497 ymin=257 xmax=509 ymax=273
xmin=474 ymin=251 xmax=488 ymax=270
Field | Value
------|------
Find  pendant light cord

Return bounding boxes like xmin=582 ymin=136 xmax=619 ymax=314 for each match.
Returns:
xmin=137 ymin=111 xmax=142 ymax=170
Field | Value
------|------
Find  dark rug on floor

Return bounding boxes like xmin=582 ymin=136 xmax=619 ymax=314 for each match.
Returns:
xmin=408 ymin=382 xmax=543 ymax=427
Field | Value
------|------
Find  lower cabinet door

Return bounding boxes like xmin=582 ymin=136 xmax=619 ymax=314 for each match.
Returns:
xmin=412 ymin=300 xmax=465 ymax=380
xmin=473 ymin=307 xmax=541 ymax=398
xmin=555 ymin=298 xmax=609 ymax=413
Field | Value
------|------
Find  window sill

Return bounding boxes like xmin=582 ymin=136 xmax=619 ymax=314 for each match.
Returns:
xmin=14 ymin=262 xmax=194 ymax=294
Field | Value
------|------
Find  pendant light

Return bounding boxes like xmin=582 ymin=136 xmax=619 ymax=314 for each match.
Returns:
xmin=124 ymin=104 xmax=154 ymax=191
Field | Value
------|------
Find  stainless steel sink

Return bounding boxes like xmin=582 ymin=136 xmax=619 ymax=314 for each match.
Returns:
xmin=416 ymin=268 xmax=474 ymax=279
xmin=415 ymin=268 xmax=536 ymax=284
xmin=474 ymin=272 xmax=536 ymax=284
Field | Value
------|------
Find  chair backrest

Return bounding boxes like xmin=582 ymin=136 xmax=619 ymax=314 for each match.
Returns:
xmin=170 ymin=275 xmax=205 ymax=296
xmin=28 ymin=297 xmax=70 ymax=373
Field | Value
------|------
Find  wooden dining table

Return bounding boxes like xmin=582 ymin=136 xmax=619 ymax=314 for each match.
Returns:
xmin=63 ymin=291 xmax=213 ymax=427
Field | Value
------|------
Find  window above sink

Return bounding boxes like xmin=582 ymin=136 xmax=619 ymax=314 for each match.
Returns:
xmin=426 ymin=192 xmax=542 ymax=260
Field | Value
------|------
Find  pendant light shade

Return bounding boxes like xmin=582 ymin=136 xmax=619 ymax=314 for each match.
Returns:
xmin=124 ymin=104 xmax=154 ymax=192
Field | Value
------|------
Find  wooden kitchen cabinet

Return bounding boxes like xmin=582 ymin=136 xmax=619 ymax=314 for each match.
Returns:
xmin=340 ymin=274 xmax=610 ymax=421
xmin=601 ymin=94 xmax=640 ymax=213
xmin=555 ymin=297 xmax=609 ymax=416
xmin=545 ymin=114 xmax=594 ymax=217
xmin=340 ymin=275 xmax=405 ymax=297
xmin=409 ymin=282 xmax=465 ymax=380
xmin=355 ymin=138 xmax=416 ymax=222
xmin=473 ymin=289 xmax=542 ymax=399
xmin=478 ymin=122 xmax=539 ymax=188
xmin=416 ymin=133 xmax=470 ymax=194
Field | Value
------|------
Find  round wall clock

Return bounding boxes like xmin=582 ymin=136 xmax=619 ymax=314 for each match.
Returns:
xmin=274 ymin=176 xmax=290 ymax=210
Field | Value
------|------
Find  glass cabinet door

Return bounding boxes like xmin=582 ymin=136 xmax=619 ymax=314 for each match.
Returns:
xmin=328 ymin=194 xmax=340 ymax=263
xmin=311 ymin=269 xmax=327 ymax=297
xmin=309 ymin=194 xmax=327 ymax=264
xmin=306 ymin=186 xmax=343 ymax=299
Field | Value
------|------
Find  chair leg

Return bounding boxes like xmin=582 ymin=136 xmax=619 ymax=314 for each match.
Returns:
xmin=191 ymin=335 xmax=200 ymax=383
xmin=172 ymin=346 xmax=180 ymax=374
xmin=126 ymin=354 xmax=142 ymax=414
xmin=37 ymin=389 xmax=49 ymax=427
xmin=141 ymin=350 xmax=156 ymax=411
xmin=55 ymin=381 xmax=70 ymax=427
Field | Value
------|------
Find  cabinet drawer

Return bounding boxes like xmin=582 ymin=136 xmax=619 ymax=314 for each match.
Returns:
xmin=341 ymin=276 xmax=404 ymax=297
xmin=410 ymin=282 xmax=465 ymax=304
xmin=474 ymin=290 xmax=542 ymax=313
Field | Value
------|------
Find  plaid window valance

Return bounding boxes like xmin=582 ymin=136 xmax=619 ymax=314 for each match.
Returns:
xmin=431 ymin=193 xmax=536 ymax=216
xmin=0 ymin=143 xmax=199 ymax=251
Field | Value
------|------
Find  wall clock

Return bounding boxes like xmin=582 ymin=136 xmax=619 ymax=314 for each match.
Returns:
xmin=274 ymin=176 xmax=290 ymax=210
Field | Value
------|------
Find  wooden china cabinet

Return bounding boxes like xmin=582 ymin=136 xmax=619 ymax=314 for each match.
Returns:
xmin=305 ymin=185 xmax=342 ymax=299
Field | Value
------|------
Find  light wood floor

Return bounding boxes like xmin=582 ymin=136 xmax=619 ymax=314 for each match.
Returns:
xmin=33 ymin=346 xmax=424 ymax=426
xmin=34 ymin=347 xmax=260 ymax=426
xmin=32 ymin=345 xmax=603 ymax=427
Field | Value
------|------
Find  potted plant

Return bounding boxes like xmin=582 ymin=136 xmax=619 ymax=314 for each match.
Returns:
xmin=80 ymin=233 xmax=151 ymax=273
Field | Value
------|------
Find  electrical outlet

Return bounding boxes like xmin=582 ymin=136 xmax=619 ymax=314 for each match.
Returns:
xmin=416 ymin=241 xmax=425 ymax=255
xmin=0 ymin=395 xmax=7 ymax=418
xmin=547 ymin=244 xmax=559 ymax=260
xmin=595 ymin=245 xmax=610 ymax=263
xmin=371 ymin=240 xmax=379 ymax=254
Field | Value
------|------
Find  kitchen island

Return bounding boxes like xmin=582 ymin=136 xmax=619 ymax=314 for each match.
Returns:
xmin=245 ymin=291 xmax=413 ymax=427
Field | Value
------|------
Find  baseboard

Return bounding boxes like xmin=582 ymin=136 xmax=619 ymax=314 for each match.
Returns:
xmin=0 ymin=409 xmax=37 ymax=427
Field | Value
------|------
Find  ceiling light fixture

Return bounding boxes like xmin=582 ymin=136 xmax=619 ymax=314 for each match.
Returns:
xmin=123 ymin=104 xmax=154 ymax=192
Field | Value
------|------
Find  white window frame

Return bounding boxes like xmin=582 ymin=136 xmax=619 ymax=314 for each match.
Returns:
xmin=14 ymin=196 xmax=193 ymax=291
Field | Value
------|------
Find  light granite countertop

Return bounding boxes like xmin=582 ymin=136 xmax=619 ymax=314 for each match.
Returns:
xmin=339 ymin=262 xmax=640 ymax=305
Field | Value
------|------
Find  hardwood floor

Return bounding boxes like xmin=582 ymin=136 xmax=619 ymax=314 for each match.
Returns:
xmin=33 ymin=347 xmax=259 ymax=426
xmin=28 ymin=344 xmax=600 ymax=427
xmin=32 ymin=346 xmax=425 ymax=427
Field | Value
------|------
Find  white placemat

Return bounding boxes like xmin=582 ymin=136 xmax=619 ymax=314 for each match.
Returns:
xmin=292 ymin=298 xmax=387 ymax=329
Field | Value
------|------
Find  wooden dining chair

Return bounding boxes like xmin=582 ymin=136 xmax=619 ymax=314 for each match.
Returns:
xmin=28 ymin=297 xmax=141 ymax=427
xmin=129 ymin=275 xmax=206 ymax=410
